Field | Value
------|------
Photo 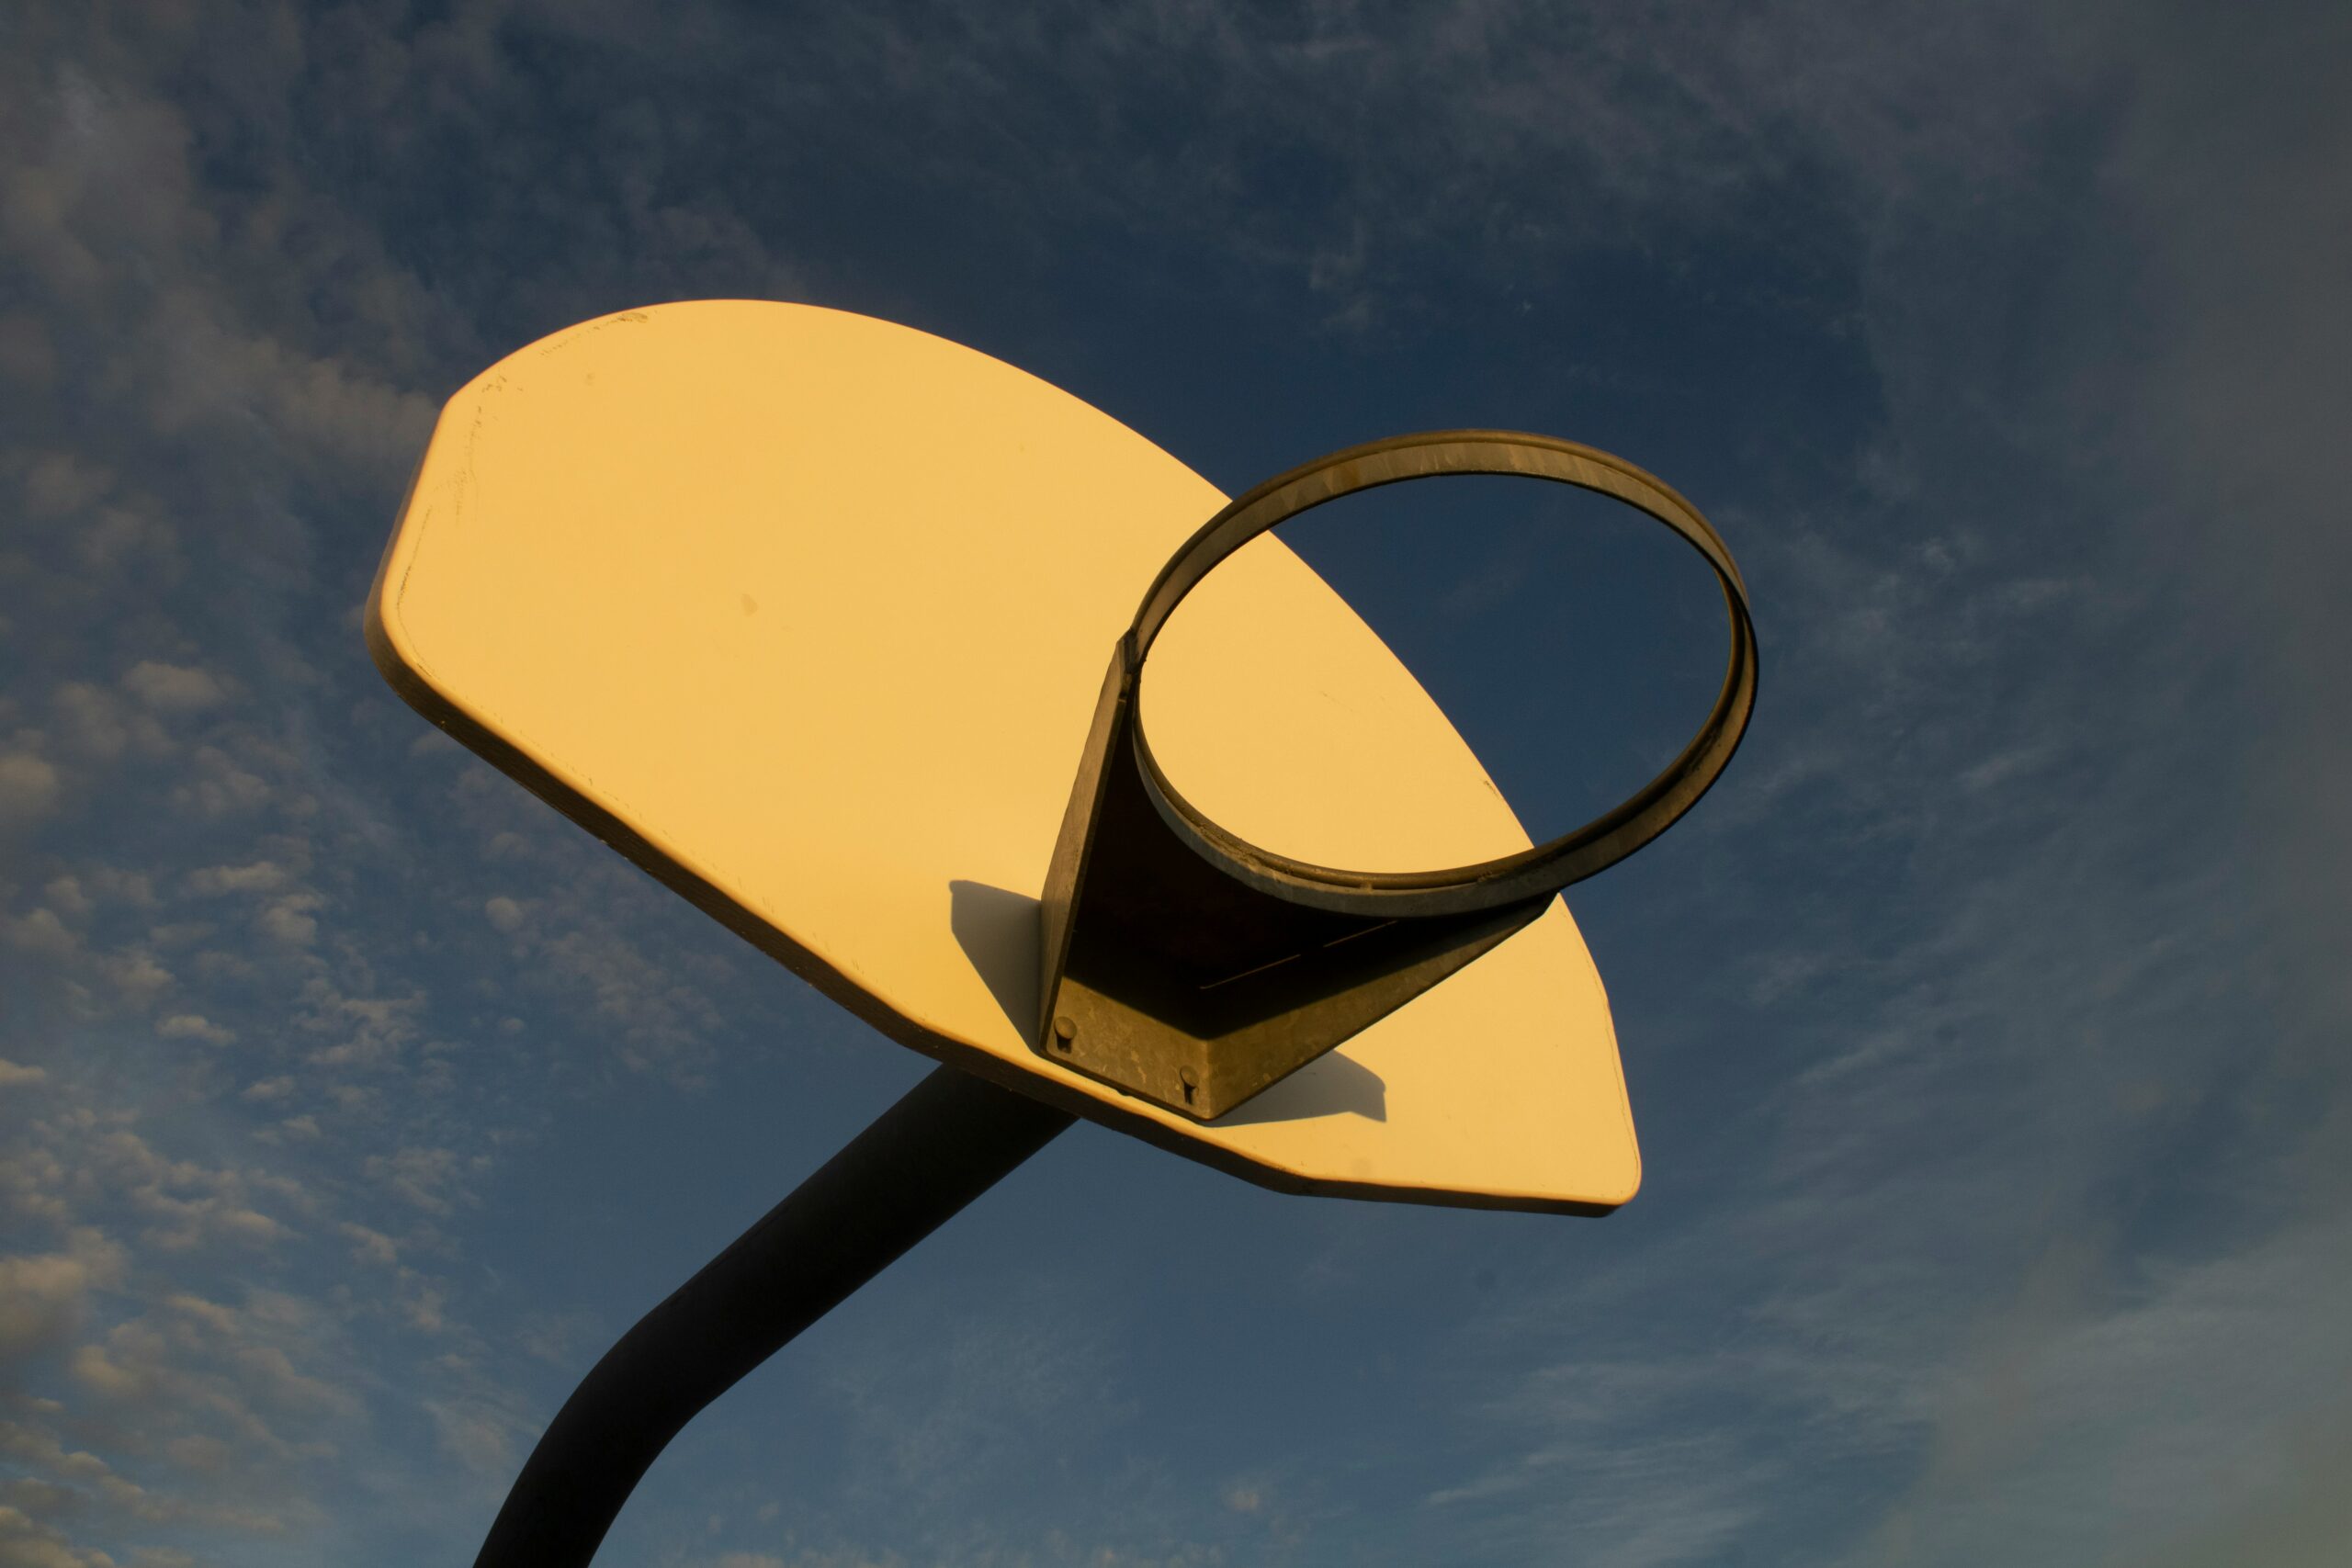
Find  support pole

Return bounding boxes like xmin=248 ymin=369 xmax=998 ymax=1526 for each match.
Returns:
xmin=471 ymin=1065 xmax=1076 ymax=1568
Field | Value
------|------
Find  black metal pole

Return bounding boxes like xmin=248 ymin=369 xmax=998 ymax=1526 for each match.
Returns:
xmin=470 ymin=1065 xmax=1075 ymax=1568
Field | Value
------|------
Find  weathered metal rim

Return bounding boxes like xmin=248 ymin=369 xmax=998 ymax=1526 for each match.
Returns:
xmin=1126 ymin=430 xmax=1758 ymax=919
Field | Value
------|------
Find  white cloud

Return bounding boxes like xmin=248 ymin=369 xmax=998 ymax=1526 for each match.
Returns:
xmin=527 ymin=917 xmax=727 ymax=1080
xmin=4 ymin=908 xmax=79 ymax=958
xmin=100 ymin=948 xmax=173 ymax=1003
xmin=0 ymin=743 xmax=62 ymax=828
xmin=0 ymin=1059 xmax=51 ymax=1087
xmin=40 ymin=1281 xmax=356 ymax=1549
xmin=171 ymin=744 xmax=267 ymax=818
xmin=821 ymin=1274 xmax=1130 ymax=1520
xmin=119 ymin=660 xmax=225 ymax=714
xmin=19 ymin=450 xmax=111 ymax=518
xmin=337 ymin=1223 xmax=399 ymax=1268
xmin=364 ymin=1146 xmax=481 ymax=1216
xmin=185 ymin=861 xmax=289 ymax=896
xmin=40 ymin=876 xmax=92 ymax=919
xmin=424 ymin=1395 xmax=523 ymax=1478
xmin=294 ymin=977 xmax=423 ymax=1069
xmin=1829 ymin=1213 xmax=2352 ymax=1568
xmin=0 ymin=1503 xmax=118 ymax=1568
xmin=400 ymin=1283 xmax=447 ymax=1335
xmin=85 ymin=1127 xmax=294 ymax=1253
xmin=72 ymin=867 xmax=157 ymax=908
xmin=257 ymin=892 xmax=322 ymax=947
xmin=0 ymin=1412 xmax=288 ymax=1544
xmin=0 ymin=1231 xmax=126 ymax=1360
xmin=514 ymin=1311 xmax=594 ymax=1367
xmin=154 ymin=1013 xmax=233 ymax=1045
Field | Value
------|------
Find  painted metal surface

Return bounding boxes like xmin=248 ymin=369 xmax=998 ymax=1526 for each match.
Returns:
xmin=367 ymin=299 xmax=1645 ymax=1214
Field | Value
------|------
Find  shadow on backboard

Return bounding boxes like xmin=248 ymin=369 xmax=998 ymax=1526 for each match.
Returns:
xmin=948 ymin=879 xmax=1387 ymax=1125
xmin=1210 ymin=1049 xmax=1385 ymax=1124
xmin=949 ymin=879 xmax=1044 ymax=1044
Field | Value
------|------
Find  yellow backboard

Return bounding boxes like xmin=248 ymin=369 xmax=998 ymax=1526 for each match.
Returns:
xmin=368 ymin=300 xmax=1641 ymax=1214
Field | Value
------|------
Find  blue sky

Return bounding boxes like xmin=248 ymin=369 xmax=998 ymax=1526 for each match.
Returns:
xmin=4 ymin=4 xmax=2349 ymax=1565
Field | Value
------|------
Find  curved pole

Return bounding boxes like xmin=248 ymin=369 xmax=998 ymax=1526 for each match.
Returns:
xmin=471 ymin=1065 xmax=1076 ymax=1567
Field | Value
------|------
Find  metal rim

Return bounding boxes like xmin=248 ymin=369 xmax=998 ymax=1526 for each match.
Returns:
xmin=1125 ymin=430 xmax=1758 ymax=919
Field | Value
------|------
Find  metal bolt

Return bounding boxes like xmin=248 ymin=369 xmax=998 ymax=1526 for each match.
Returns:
xmin=1052 ymin=1016 xmax=1077 ymax=1051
